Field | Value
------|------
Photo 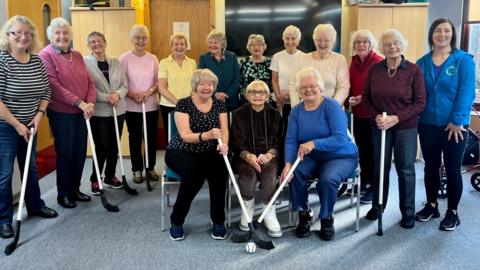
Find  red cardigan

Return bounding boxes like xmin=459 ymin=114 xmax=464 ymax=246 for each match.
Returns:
xmin=348 ymin=51 xmax=383 ymax=118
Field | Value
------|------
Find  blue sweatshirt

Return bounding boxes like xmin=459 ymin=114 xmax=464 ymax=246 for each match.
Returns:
xmin=416 ymin=49 xmax=476 ymax=126
xmin=285 ymin=97 xmax=358 ymax=164
xmin=199 ymin=50 xmax=240 ymax=111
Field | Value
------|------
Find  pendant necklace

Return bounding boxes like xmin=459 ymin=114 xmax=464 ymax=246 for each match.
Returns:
xmin=60 ymin=52 xmax=73 ymax=63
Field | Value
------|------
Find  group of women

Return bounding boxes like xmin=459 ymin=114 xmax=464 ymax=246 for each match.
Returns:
xmin=0 ymin=14 xmax=475 ymax=243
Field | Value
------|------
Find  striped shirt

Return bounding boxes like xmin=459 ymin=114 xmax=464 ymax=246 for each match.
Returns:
xmin=0 ymin=50 xmax=51 ymax=124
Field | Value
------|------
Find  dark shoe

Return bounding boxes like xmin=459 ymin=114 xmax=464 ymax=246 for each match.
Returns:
xmin=0 ymin=224 xmax=14 ymax=239
xmin=211 ymin=223 xmax=227 ymax=240
xmin=104 ymin=176 xmax=124 ymax=189
xmin=415 ymin=203 xmax=440 ymax=222
xmin=57 ymin=196 xmax=76 ymax=208
xmin=400 ymin=216 xmax=415 ymax=229
xmin=170 ymin=224 xmax=185 ymax=241
xmin=147 ymin=170 xmax=160 ymax=182
xmin=319 ymin=215 xmax=335 ymax=240
xmin=70 ymin=191 xmax=91 ymax=202
xmin=295 ymin=209 xmax=313 ymax=238
xmin=91 ymin=181 xmax=101 ymax=196
xmin=439 ymin=209 xmax=460 ymax=231
xmin=347 ymin=184 xmax=368 ymax=196
xmin=360 ymin=189 xmax=373 ymax=204
xmin=28 ymin=206 xmax=58 ymax=218
xmin=366 ymin=206 xmax=381 ymax=221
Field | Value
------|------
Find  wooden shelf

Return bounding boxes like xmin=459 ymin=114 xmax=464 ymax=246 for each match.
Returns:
xmin=70 ymin=7 xmax=135 ymax=11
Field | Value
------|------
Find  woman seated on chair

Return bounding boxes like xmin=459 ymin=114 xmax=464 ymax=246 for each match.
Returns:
xmin=230 ymin=80 xmax=284 ymax=238
xmin=165 ymin=69 xmax=229 ymax=241
xmin=280 ymin=67 xmax=358 ymax=241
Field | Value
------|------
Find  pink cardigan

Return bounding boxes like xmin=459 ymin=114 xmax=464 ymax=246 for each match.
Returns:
xmin=39 ymin=44 xmax=96 ymax=113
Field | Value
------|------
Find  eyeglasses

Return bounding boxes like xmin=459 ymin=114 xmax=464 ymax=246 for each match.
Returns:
xmin=134 ymin=36 xmax=148 ymax=41
xmin=354 ymin=40 xmax=370 ymax=45
xmin=9 ymin=31 xmax=33 ymax=38
xmin=248 ymin=90 xmax=267 ymax=96
xmin=300 ymin=85 xmax=319 ymax=91
xmin=382 ymin=41 xmax=401 ymax=48
xmin=314 ymin=39 xmax=331 ymax=44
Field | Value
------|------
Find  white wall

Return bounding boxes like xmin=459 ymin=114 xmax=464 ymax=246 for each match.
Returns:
xmin=428 ymin=0 xmax=464 ymax=48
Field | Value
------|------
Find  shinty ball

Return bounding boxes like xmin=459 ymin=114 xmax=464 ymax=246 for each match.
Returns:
xmin=245 ymin=242 xmax=256 ymax=253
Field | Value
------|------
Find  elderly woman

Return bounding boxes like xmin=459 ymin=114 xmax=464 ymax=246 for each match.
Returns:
xmin=120 ymin=24 xmax=160 ymax=183
xmin=270 ymin=25 xmax=305 ymax=128
xmin=290 ymin=24 xmax=350 ymax=107
xmin=230 ymin=80 xmax=284 ymax=237
xmin=239 ymin=34 xmax=271 ymax=103
xmin=159 ymin=33 xmax=196 ymax=134
xmin=84 ymin=31 xmax=128 ymax=194
xmin=363 ymin=29 xmax=426 ymax=229
xmin=199 ymin=30 xmax=240 ymax=111
xmin=40 ymin=17 xmax=95 ymax=208
xmin=281 ymin=67 xmax=358 ymax=240
xmin=347 ymin=29 xmax=383 ymax=203
xmin=415 ymin=18 xmax=475 ymax=231
xmin=166 ymin=69 xmax=229 ymax=241
xmin=0 ymin=16 xmax=58 ymax=239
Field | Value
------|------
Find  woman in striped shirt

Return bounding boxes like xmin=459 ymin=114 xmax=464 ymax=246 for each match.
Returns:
xmin=0 ymin=16 xmax=58 ymax=239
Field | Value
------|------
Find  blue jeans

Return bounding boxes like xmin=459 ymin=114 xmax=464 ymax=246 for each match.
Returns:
xmin=0 ymin=122 xmax=45 ymax=225
xmin=47 ymin=110 xmax=87 ymax=197
xmin=289 ymin=151 xmax=358 ymax=219
xmin=418 ymin=123 xmax=467 ymax=210
xmin=371 ymin=127 xmax=417 ymax=217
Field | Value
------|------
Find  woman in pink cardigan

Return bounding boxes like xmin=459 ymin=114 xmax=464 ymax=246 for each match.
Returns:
xmin=39 ymin=17 xmax=96 ymax=209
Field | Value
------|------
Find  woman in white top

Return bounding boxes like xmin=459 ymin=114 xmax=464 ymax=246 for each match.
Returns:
xmin=290 ymin=24 xmax=350 ymax=107
xmin=270 ymin=25 xmax=305 ymax=127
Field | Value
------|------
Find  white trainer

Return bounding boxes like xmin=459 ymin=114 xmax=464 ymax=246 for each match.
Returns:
xmin=239 ymin=199 xmax=255 ymax=231
xmin=262 ymin=203 xmax=282 ymax=238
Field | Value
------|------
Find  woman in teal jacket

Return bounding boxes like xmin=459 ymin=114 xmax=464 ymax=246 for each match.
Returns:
xmin=415 ymin=18 xmax=476 ymax=231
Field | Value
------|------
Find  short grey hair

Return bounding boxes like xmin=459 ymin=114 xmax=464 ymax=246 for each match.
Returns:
xmin=46 ymin=17 xmax=72 ymax=42
xmin=313 ymin=24 xmax=337 ymax=50
xmin=0 ymin=15 xmax=41 ymax=53
xmin=283 ymin=25 xmax=301 ymax=41
xmin=169 ymin=32 xmax=189 ymax=48
xmin=206 ymin=30 xmax=227 ymax=50
xmin=246 ymin=34 xmax=267 ymax=52
xmin=191 ymin=69 xmax=218 ymax=92
xmin=245 ymin=80 xmax=271 ymax=101
xmin=378 ymin=29 xmax=408 ymax=55
xmin=351 ymin=29 xmax=377 ymax=54
xmin=129 ymin=24 xmax=150 ymax=40
xmin=295 ymin=67 xmax=325 ymax=93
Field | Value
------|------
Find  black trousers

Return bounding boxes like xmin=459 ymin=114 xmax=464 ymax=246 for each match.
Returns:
xmin=165 ymin=149 xmax=228 ymax=225
xmin=353 ymin=116 xmax=374 ymax=186
xmin=90 ymin=115 xmax=125 ymax=181
xmin=125 ymin=110 xmax=159 ymax=172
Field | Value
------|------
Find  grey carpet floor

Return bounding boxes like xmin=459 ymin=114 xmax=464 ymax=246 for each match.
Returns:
xmin=1 ymin=151 xmax=480 ymax=270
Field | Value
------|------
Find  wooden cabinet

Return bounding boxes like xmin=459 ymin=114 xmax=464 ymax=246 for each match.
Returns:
xmin=70 ymin=7 xmax=136 ymax=57
xmin=346 ymin=3 xmax=429 ymax=62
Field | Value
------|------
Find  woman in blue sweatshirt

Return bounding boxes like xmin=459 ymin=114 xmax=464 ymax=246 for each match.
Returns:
xmin=415 ymin=18 xmax=476 ymax=231
xmin=280 ymin=67 xmax=358 ymax=241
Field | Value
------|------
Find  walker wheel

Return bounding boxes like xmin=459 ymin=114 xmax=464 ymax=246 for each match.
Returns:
xmin=470 ymin=173 xmax=480 ymax=191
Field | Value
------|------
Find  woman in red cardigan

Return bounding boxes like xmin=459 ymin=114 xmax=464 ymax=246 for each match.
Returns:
xmin=347 ymin=29 xmax=383 ymax=203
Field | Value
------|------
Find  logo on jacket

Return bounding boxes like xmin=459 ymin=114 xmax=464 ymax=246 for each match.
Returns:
xmin=446 ymin=66 xmax=456 ymax=76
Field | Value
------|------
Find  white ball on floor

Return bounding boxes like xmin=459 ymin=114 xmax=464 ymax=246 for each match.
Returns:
xmin=245 ymin=242 xmax=256 ymax=253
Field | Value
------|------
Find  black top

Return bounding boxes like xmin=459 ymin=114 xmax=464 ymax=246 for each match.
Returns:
xmin=167 ymin=96 xmax=227 ymax=153
xmin=97 ymin=60 xmax=110 ymax=83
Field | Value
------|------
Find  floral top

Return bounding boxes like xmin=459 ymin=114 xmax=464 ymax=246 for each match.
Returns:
xmin=239 ymin=57 xmax=272 ymax=100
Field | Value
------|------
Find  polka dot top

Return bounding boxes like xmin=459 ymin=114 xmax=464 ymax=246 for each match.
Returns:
xmin=167 ymin=96 xmax=227 ymax=153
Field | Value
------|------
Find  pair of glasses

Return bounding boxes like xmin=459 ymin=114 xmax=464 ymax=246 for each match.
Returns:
xmin=300 ymin=85 xmax=319 ymax=91
xmin=382 ymin=41 xmax=401 ymax=48
xmin=314 ymin=39 xmax=331 ymax=44
xmin=9 ymin=31 xmax=33 ymax=38
xmin=354 ymin=40 xmax=370 ymax=45
xmin=248 ymin=90 xmax=267 ymax=96
xmin=134 ymin=36 xmax=148 ymax=41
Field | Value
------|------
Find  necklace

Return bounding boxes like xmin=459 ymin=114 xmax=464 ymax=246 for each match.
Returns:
xmin=60 ymin=52 xmax=73 ymax=63
xmin=387 ymin=68 xmax=397 ymax=78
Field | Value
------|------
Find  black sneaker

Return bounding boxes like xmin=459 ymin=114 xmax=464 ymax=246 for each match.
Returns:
xmin=400 ymin=216 xmax=415 ymax=229
xmin=295 ymin=209 xmax=313 ymax=238
xmin=360 ymin=189 xmax=373 ymax=204
xmin=439 ymin=209 xmax=460 ymax=231
xmin=212 ymin=223 xmax=227 ymax=240
xmin=415 ymin=203 xmax=440 ymax=222
xmin=319 ymin=215 xmax=335 ymax=240
xmin=91 ymin=181 xmax=101 ymax=196
xmin=366 ymin=206 xmax=382 ymax=221
xmin=170 ymin=224 xmax=184 ymax=241
xmin=104 ymin=176 xmax=124 ymax=189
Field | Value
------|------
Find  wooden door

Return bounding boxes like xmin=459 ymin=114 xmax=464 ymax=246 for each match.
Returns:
xmin=150 ymin=0 xmax=213 ymax=63
xmin=392 ymin=6 xmax=428 ymax=61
